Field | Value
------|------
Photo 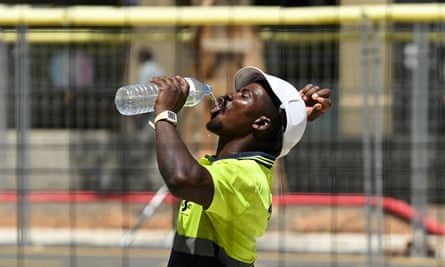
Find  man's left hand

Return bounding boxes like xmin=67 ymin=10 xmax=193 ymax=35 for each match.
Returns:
xmin=299 ymin=84 xmax=332 ymax=121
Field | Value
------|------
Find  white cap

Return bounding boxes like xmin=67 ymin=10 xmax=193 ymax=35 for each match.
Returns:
xmin=234 ymin=66 xmax=307 ymax=158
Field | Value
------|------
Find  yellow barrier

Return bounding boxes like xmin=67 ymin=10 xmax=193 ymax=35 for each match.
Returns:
xmin=0 ymin=29 xmax=194 ymax=43
xmin=0 ymin=4 xmax=444 ymax=26
xmin=2 ymin=29 xmax=445 ymax=44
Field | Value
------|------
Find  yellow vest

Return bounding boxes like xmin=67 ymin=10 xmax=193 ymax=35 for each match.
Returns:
xmin=173 ymin=152 xmax=274 ymax=265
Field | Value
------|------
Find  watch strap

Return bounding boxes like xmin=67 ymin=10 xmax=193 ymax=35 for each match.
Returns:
xmin=149 ymin=110 xmax=177 ymax=129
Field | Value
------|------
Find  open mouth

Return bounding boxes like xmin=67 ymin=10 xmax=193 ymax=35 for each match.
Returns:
xmin=210 ymin=96 xmax=226 ymax=118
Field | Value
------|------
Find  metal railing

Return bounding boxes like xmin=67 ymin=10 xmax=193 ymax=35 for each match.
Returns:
xmin=0 ymin=4 xmax=445 ymax=26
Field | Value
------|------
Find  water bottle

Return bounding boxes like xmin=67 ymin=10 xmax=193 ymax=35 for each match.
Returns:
xmin=114 ymin=77 xmax=213 ymax=116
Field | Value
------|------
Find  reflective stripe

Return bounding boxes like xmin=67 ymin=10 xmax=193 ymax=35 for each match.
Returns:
xmin=173 ymin=233 xmax=215 ymax=257
xmin=207 ymin=152 xmax=275 ymax=169
xmin=173 ymin=233 xmax=254 ymax=267
xmin=239 ymin=155 xmax=274 ymax=169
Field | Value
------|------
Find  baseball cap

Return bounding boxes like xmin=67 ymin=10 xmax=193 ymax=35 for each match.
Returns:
xmin=234 ymin=66 xmax=307 ymax=158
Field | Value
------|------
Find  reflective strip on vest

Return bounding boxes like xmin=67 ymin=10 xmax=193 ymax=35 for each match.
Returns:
xmin=173 ymin=233 xmax=254 ymax=267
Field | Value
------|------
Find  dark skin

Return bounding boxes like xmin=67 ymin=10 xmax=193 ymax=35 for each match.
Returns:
xmin=151 ymin=75 xmax=331 ymax=209
xmin=299 ymin=83 xmax=331 ymax=121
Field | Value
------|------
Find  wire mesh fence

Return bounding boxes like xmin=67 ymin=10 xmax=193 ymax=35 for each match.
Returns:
xmin=0 ymin=3 xmax=444 ymax=267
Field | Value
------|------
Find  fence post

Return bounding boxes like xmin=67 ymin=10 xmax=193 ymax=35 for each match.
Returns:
xmin=360 ymin=15 xmax=374 ymax=267
xmin=373 ymin=22 xmax=384 ymax=266
xmin=15 ymin=24 xmax=30 ymax=247
xmin=0 ymin=34 xmax=6 ymax=189
xmin=409 ymin=22 xmax=429 ymax=258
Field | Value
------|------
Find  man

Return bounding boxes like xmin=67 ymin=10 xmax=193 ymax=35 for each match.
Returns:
xmin=138 ymin=49 xmax=165 ymax=84
xmin=150 ymin=66 xmax=331 ymax=267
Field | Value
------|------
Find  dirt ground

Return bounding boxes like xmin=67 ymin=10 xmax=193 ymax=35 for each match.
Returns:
xmin=2 ymin=201 xmax=444 ymax=256
xmin=1 ymin=201 xmax=442 ymax=234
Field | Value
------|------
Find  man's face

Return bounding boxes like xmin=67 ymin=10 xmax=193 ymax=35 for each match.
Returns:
xmin=206 ymin=82 xmax=272 ymax=139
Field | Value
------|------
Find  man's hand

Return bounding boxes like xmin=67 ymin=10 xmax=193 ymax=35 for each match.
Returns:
xmin=299 ymin=84 xmax=332 ymax=121
xmin=150 ymin=75 xmax=189 ymax=114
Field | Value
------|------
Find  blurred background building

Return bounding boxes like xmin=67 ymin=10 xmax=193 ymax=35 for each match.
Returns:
xmin=0 ymin=0 xmax=442 ymax=196
xmin=0 ymin=0 xmax=444 ymax=262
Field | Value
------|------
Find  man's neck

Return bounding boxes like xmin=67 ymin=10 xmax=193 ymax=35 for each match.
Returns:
xmin=215 ymin=138 xmax=257 ymax=158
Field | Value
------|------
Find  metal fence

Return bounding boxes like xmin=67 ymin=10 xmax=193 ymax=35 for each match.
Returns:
xmin=0 ymin=4 xmax=445 ymax=267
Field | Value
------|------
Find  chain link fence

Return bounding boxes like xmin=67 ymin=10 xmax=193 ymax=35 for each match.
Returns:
xmin=0 ymin=3 xmax=444 ymax=266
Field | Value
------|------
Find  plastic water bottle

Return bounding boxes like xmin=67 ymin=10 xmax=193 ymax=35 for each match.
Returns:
xmin=114 ymin=77 xmax=213 ymax=116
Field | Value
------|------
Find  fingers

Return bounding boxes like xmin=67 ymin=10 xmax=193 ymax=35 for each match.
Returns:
xmin=299 ymin=84 xmax=318 ymax=102
xmin=312 ymin=103 xmax=322 ymax=111
xmin=299 ymin=83 xmax=315 ymax=94
xmin=149 ymin=76 xmax=188 ymax=99
xmin=151 ymin=75 xmax=188 ymax=113
xmin=300 ymin=84 xmax=332 ymax=110
xmin=177 ymin=75 xmax=188 ymax=90
xmin=300 ymin=84 xmax=329 ymax=97
xmin=306 ymin=96 xmax=331 ymax=121
xmin=306 ymin=105 xmax=323 ymax=121
xmin=299 ymin=84 xmax=330 ymax=96
xmin=314 ymin=93 xmax=332 ymax=112
xmin=150 ymin=75 xmax=184 ymax=87
xmin=300 ymin=83 xmax=332 ymax=122
xmin=313 ymin=88 xmax=331 ymax=98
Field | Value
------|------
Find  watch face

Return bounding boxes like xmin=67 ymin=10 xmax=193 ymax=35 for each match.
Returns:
xmin=168 ymin=111 xmax=176 ymax=120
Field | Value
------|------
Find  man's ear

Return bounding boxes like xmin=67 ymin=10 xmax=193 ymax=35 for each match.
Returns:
xmin=252 ymin=116 xmax=271 ymax=131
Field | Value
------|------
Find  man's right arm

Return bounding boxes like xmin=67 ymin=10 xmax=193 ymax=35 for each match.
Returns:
xmin=151 ymin=76 xmax=214 ymax=209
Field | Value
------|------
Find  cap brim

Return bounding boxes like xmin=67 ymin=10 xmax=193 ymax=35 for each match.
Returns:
xmin=235 ymin=66 xmax=268 ymax=92
xmin=235 ymin=66 xmax=282 ymax=107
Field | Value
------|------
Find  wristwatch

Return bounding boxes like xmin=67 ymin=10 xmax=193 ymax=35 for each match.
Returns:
xmin=154 ymin=110 xmax=177 ymax=127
